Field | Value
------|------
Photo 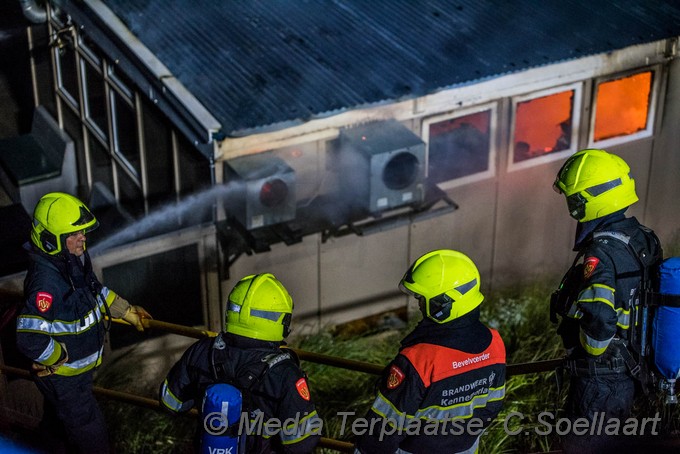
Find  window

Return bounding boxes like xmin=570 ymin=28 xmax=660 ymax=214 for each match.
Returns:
xmin=54 ymin=38 xmax=79 ymax=108
xmin=61 ymin=105 xmax=87 ymax=187
xmin=83 ymin=61 xmax=108 ymax=139
xmin=591 ymin=70 xmax=655 ymax=147
xmin=112 ymin=91 xmax=140 ymax=177
xmin=48 ymin=21 xmax=212 ymax=226
xmin=31 ymin=25 xmax=57 ymax=118
xmin=142 ymin=97 xmax=175 ymax=205
xmin=116 ymin=163 xmax=144 ymax=217
xmin=509 ymin=83 xmax=581 ymax=171
xmin=422 ymin=105 xmax=495 ymax=187
xmin=88 ymin=134 xmax=113 ymax=189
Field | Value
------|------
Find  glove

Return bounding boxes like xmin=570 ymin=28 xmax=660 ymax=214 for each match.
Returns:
xmin=122 ymin=305 xmax=153 ymax=332
xmin=32 ymin=342 xmax=68 ymax=377
xmin=108 ymin=292 xmax=131 ymax=319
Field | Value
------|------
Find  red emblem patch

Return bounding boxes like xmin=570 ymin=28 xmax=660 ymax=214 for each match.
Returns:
xmin=36 ymin=292 xmax=53 ymax=313
xmin=295 ymin=378 xmax=310 ymax=401
xmin=386 ymin=364 xmax=405 ymax=390
xmin=583 ymin=257 xmax=600 ymax=279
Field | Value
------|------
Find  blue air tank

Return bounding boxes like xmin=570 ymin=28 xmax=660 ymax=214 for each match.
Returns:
xmin=652 ymin=257 xmax=680 ymax=382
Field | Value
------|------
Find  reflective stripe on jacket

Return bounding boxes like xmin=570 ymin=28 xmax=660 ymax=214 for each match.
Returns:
xmin=17 ymin=247 xmax=112 ymax=376
xmin=159 ymin=333 xmax=321 ymax=454
xmin=559 ymin=216 xmax=661 ymax=360
xmin=356 ymin=311 xmax=506 ymax=454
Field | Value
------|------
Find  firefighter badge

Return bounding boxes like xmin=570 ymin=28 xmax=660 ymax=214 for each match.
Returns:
xmin=296 ymin=377 xmax=310 ymax=401
xmin=386 ymin=364 xmax=405 ymax=389
xmin=583 ymin=257 xmax=600 ymax=279
xmin=36 ymin=292 xmax=53 ymax=313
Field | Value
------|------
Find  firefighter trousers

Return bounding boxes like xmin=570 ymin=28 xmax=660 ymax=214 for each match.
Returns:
xmin=34 ymin=370 xmax=110 ymax=454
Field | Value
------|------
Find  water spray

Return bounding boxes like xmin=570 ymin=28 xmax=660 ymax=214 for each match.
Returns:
xmin=90 ymin=184 xmax=236 ymax=254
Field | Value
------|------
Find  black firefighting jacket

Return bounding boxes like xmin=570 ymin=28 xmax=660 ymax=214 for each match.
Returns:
xmin=16 ymin=245 xmax=114 ymax=375
xmin=160 ymin=332 xmax=321 ymax=454
xmin=355 ymin=308 xmax=506 ymax=454
xmin=556 ymin=215 xmax=661 ymax=362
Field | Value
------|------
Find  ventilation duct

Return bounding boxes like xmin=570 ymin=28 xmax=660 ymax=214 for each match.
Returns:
xmin=335 ymin=120 xmax=426 ymax=213
xmin=224 ymin=153 xmax=296 ymax=230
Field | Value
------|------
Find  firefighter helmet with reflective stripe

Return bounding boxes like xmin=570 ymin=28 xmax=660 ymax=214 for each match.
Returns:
xmin=399 ymin=249 xmax=484 ymax=323
xmin=31 ymin=192 xmax=99 ymax=255
xmin=225 ymin=273 xmax=294 ymax=341
xmin=553 ymin=149 xmax=638 ymax=222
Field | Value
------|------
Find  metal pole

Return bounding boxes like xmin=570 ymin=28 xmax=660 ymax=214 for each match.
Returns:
xmin=112 ymin=317 xmax=563 ymax=376
xmin=0 ymin=364 xmax=354 ymax=452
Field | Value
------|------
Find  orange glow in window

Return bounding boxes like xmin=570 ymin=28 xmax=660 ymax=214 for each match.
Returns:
xmin=513 ymin=90 xmax=573 ymax=163
xmin=594 ymin=71 xmax=652 ymax=142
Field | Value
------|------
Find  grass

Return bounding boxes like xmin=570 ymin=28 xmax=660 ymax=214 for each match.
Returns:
xmin=292 ymin=282 xmax=568 ymax=454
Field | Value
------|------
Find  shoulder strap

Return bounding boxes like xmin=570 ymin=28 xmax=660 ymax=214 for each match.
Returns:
xmin=592 ymin=229 xmax=656 ymax=285
xmin=211 ymin=333 xmax=230 ymax=382
xmin=210 ymin=334 xmax=294 ymax=391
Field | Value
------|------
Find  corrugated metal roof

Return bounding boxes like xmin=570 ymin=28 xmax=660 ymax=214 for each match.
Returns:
xmin=98 ymin=0 xmax=680 ymax=137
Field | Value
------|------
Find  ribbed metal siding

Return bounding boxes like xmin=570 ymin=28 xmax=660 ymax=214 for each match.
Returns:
xmin=101 ymin=0 xmax=680 ymax=136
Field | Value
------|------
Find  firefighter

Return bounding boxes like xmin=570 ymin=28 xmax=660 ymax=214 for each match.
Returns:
xmin=551 ymin=149 xmax=661 ymax=453
xmin=16 ymin=192 xmax=152 ymax=453
xmin=159 ymin=273 xmax=322 ymax=453
xmin=354 ymin=249 xmax=506 ymax=454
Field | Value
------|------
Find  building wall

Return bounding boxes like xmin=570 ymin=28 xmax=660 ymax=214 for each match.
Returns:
xmin=646 ymin=55 xmax=680 ymax=247
xmin=213 ymin=40 xmax=680 ymax=327
xmin=9 ymin=16 xmax=680 ymax=332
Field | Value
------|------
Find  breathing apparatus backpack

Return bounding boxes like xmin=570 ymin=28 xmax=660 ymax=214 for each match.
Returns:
xmin=202 ymin=383 xmax=244 ymax=454
xmin=201 ymin=333 xmax=294 ymax=453
xmin=581 ymin=229 xmax=680 ymax=404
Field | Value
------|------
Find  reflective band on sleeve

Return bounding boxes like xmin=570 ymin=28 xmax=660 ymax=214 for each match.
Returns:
xmin=566 ymin=303 xmax=583 ymax=319
xmin=580 ymin=329 xmax=613 ymax=356
xmin=280 ymin=410 xmax=323 ymax=445
xmin=160 ymin=379 xmax=193 ymax=412
xmin=616 ymin=308 xmax=631 ymax=330
xmin=55 ymin=348 xmax=104 ymax=376
xmin=102 ymin=287 xmax=115 ymax=305
xmin=16 ymin=304 xmax=105 ymax=335
xmin=578 ymin=284 xmax=615 ymax=309
xmin=36 ymin=337 xmax=58 ymax=363
xmin=16 ymin=315 xmax=51 ymax=334
xmin=370 ymin=392 xmax=407 ymax=426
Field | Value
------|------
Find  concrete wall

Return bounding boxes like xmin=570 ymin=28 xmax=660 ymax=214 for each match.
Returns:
xmin=646 ymin=55 xmax=680 ymax=248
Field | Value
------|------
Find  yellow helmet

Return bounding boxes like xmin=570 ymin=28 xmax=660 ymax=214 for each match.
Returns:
xmin=225 ymin=273 xmax=294 ymax=341
xmin=30 ymin=192 xmax=99 ymax=255
xmin=399 ymin=249 xmax=484 ymax=323
xmin=553 ymin=149 xmax=638 ymax=222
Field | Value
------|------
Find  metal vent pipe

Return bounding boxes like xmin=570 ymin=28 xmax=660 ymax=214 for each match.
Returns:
xmin=19 ymin=0 xmax=47 ymax=24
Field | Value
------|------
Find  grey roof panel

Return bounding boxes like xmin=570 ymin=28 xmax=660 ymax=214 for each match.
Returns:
xmin=98 ymin=0 xmax=680 ymax=137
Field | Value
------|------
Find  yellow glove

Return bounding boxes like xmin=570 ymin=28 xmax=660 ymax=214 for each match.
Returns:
xmin=108 ymin=292 xmax=131 ymax=319
xmin=32 ymin=342 xmax=68 ymax=377
xmin=122 ymin=305 xmax=153 ymax=332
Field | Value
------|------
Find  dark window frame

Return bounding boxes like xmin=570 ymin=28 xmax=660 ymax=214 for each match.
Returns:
xmin=421 ymin=102 xmax=498 ymax=189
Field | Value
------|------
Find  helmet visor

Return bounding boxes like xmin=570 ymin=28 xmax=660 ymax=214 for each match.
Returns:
xmin=398 ymin=281 xmax=419 ymax=298
xmin=552 ymin=180 xmax=563 ymax=194
xmin=566 ymin=193 xmax=587 ymax=220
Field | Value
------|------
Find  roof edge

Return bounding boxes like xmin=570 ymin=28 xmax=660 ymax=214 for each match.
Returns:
xmin=84 ymin=0 xmax=222 ymax=138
